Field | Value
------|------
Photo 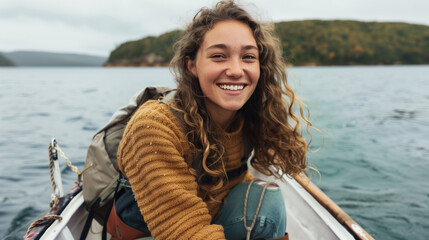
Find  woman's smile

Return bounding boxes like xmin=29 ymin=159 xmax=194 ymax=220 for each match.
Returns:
xmin=218 ymin=84 xmax=245 ymax=91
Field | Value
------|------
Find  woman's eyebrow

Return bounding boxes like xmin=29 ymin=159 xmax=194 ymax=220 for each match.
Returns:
xmin=206 ymin=44 xmax=258 ymax=51
xmin=206 ymin=44 xmax=228 ymax=50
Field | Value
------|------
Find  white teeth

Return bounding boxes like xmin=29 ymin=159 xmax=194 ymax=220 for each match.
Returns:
xmin=219 ymin=84 xmax=244 ymax=90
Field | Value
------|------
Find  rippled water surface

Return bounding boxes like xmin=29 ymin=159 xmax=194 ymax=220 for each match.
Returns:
xmin=1 ymin=66 xmax=428 ymax=239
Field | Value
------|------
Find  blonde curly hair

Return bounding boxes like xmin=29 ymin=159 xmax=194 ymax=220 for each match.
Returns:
xmin=170 ymin=0 xmax=312 ymax=202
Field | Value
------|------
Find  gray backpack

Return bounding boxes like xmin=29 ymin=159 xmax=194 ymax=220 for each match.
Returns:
xmin=81 ymin=86 xmax=173 ymax=225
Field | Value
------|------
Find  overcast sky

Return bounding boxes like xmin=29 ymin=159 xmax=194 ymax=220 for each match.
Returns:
xmin=1 ymin=0 xmax=428 ymax=57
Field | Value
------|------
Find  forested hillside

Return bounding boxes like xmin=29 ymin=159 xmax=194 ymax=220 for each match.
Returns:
xmin=105 ymin=20 xmax=429 ymax=66
xmin=275 ymin=20 xmax=429 ymax=65
xmin=106 ymin=30 xmax=183 ymax=67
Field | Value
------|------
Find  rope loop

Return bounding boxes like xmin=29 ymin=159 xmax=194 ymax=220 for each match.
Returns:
xmin=48 ymin=139 xmax=92 ymax=186
xmin=24 ymin=215 xmax=63 ymax=238
xmin=48 ymin=139 xmax=90 ymax=209
xmin=48 ymin=142 xmax=57 ymax=198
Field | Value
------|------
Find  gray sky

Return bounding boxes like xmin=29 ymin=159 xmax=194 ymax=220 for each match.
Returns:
xmin=1 ymin=0 xmax=428 ymax=57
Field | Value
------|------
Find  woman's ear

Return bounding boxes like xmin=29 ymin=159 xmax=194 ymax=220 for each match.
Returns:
xmin=186 ymin=56 xmax=197 ymax=77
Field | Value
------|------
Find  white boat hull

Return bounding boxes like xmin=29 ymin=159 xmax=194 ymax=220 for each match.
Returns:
xmin=30 ymin=172 xmax=370 ymax=240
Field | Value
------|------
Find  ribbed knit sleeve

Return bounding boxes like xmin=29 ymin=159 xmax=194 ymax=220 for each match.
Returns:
xmin=117 ymin=100 xmax=225 ymax=240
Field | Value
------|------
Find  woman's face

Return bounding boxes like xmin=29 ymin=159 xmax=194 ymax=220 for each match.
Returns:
xmin=187 ymin=20 xmax=260 ymax=124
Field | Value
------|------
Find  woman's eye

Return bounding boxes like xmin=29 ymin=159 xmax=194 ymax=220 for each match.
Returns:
xmin=211 ymin=54 xmax=224 ymax=59
xmin=243 ymin=55 xmax=256 ymax=60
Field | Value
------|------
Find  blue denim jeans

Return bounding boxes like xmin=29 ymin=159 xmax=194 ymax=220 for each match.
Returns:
xmin=212 ymin=181 xmax=286 ymax=239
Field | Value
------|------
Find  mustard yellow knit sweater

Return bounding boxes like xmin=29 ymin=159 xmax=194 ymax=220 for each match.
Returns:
xmin=117 ymin=100 xmax=252 ymax=240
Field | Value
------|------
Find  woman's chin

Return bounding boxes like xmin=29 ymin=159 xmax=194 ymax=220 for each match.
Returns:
xmin=221 ymin=103 xmax=246 ymax=112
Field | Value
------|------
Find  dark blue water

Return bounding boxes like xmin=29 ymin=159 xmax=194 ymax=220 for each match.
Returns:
xmin=1 ymin=66 xmax=428 ymax=239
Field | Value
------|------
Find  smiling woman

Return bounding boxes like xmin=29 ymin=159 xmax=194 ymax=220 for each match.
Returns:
xmin=107 ymin=1 xmax=311 ymax=239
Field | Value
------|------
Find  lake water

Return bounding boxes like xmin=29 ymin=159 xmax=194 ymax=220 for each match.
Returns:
xmin=1 ymin=66 xmax=428 ymax=239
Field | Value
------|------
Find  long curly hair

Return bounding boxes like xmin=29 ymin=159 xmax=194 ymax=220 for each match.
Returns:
xmin=170 ymin=0 xmax=312 ymax=202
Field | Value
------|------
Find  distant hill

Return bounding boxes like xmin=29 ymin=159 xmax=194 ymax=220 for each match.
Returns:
xmin=105 ymin=20 xmax=429 ymax=66
xmin=0 ymin=53 xmax=15 ymax=66
xmin=3 ymin=51 xmax=107 ymax=67
xmin=105 ymin=30 xmax=183 ymax=67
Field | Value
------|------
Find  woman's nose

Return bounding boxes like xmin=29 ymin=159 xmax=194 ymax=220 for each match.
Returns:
xmin=226 ymin=58 xmax=243 ymax=78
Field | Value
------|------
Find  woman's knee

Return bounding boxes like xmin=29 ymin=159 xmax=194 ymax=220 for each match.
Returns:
xmin=244 ymin=181 xmax=286 ymax=222
xmin=246 ymin=182 xmax=286 ymax=238
xmin=216 ymin=181 xmax=287 ymax=239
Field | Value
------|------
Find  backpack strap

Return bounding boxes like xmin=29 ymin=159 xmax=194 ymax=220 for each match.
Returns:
xmin=101 ymin=179 xmax=121 ymax=240
xmin=80 ymin=175 xmax=121 ymax=240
